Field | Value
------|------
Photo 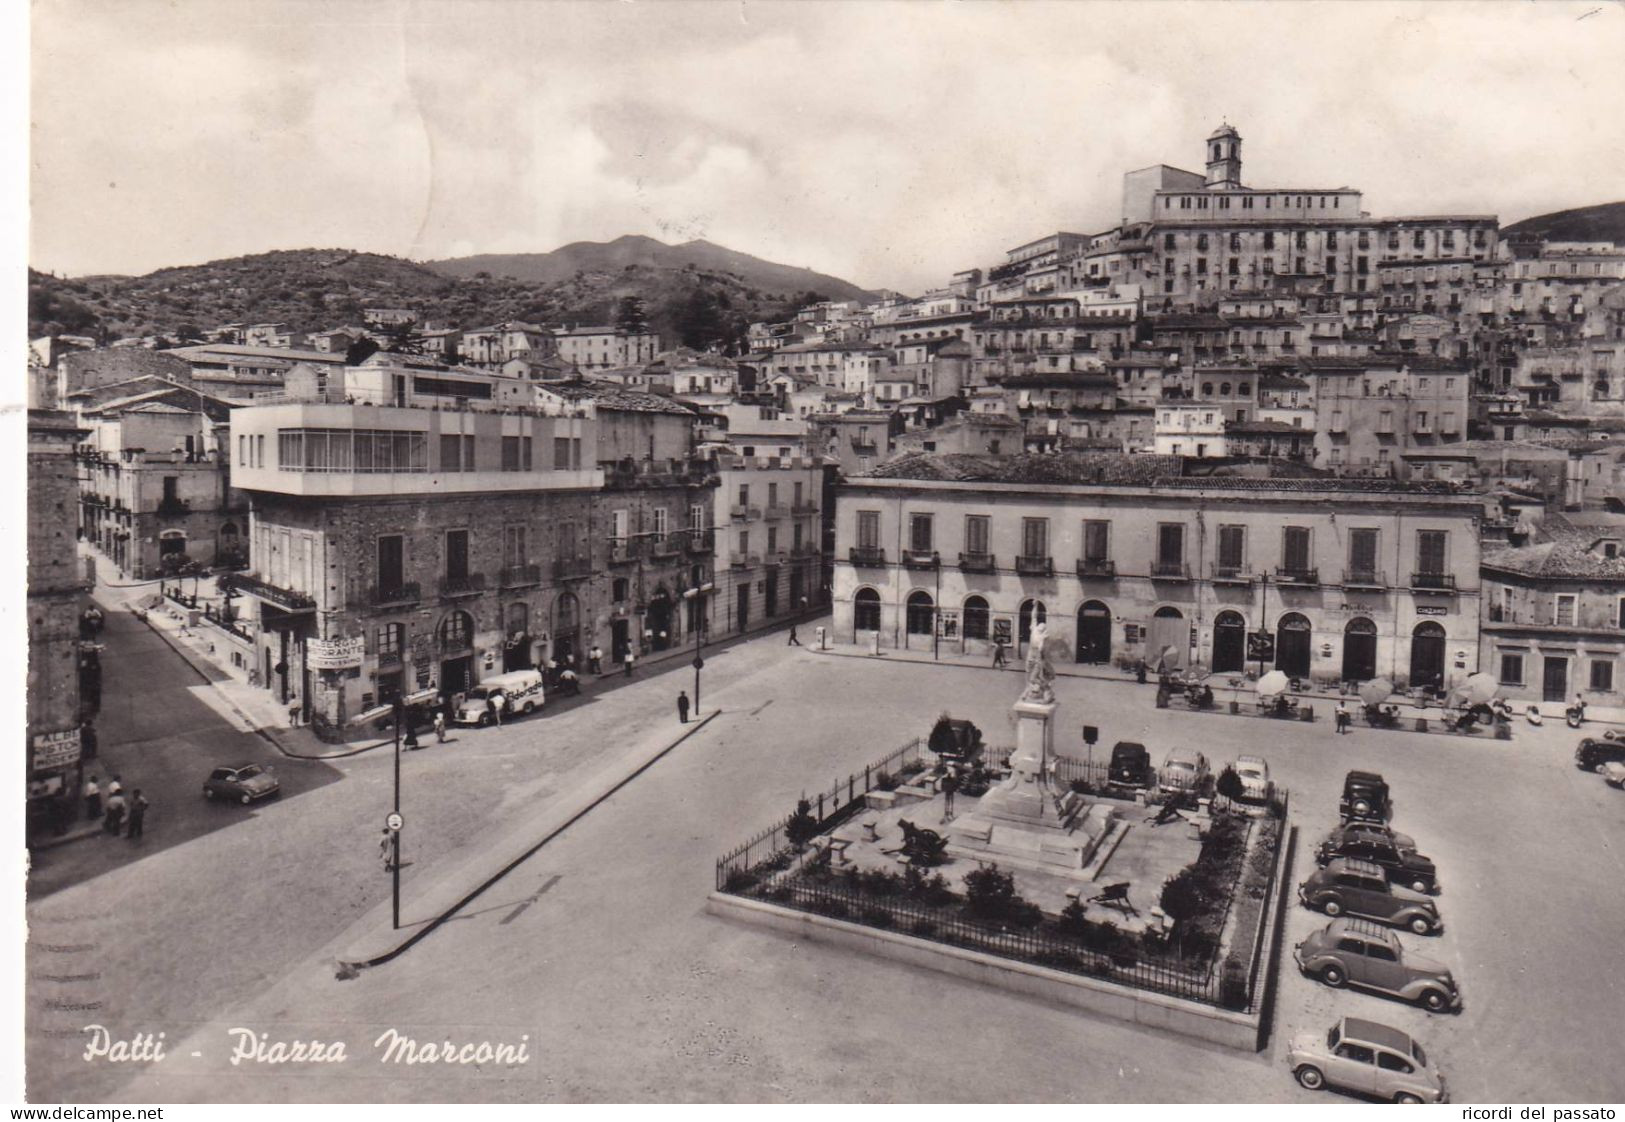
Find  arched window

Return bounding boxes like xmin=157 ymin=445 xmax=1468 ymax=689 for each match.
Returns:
xmin=1220 ymin=382 xmax=1232 ymax=396
xmin=506 ymin=602 xmax=529 ymax=636
xmin=854 ymin=588 xmax=881 ymax=631
xmin=439 ymin=610 xmax=474 ymax=652
xmin=906 ymin=590 xmax=935 ymax=635
xmin=963 ymin=596 xmax=989 ymax=640
xmin=1202 ymin=382 xmax=1214 ymax=396
xmin=555 ymin=591 xmax=579 ymax=633
xmin=376 ymin=622 xmax=405 ymax=662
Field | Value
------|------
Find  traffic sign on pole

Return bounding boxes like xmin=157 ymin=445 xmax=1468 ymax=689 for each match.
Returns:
xmin=385 ymin=812 xmax=404 ymax=832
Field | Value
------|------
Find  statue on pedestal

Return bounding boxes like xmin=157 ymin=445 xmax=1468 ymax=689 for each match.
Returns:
xmin=1021 ymin=621 xmax=1057 ymax=704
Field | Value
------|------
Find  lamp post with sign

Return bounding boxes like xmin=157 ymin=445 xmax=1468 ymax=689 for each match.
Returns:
xmin=683 ymin=582 xmax=714 ymax=715
xmin=389 ymin=699 xmax=404 ymax=929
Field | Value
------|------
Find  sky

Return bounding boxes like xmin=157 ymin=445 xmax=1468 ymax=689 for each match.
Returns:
xmin=27 ymin=0 xmax=1625 ymax=293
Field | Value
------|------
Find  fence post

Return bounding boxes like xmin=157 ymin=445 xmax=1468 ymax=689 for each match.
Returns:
xmin=818 ymin=792 xmax=824 ymax=821
xmin=865 ymin=765 xmax=871 ymax=792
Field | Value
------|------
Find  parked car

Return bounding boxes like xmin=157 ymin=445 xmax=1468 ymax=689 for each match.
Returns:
xmin=1287 ymin=1016 xmax=1448 ymax=1103
xmin=455 ymin=669 xmax=546 ymax=726
xmin=1232 ymin=755 xmax=1273 ymax=802
xmin=928 ymin=717 xmax=985 ymax=765
xmin=1298 ymin=857 xmax=1441 ymax=935
xmin=1575 ymin=736 xmax=1625 ymax=773
xmin=1603 ymin=760 xmax=1625 ymax=788
xmin=1339 ymin=769 xmax=1392 ymax=823
xmin=1157 ymin=748 xmax=1211 ymax=796
xmin=203 ymin=763 xmax=279 ymax=804
xmin=1107 ymin=741 xmax=1153 ymax=789
xmin=1294 ymin=918 xmax=1461 ymax=1012
xmin=1315 ymin=823 xmax=1438 ymax=894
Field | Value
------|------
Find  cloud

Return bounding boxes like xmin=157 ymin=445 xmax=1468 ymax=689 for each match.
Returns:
xmin=29 ymin=0 xmax=1625 ymax=293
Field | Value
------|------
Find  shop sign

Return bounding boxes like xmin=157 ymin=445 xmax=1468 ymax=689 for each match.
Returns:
xmin=937 ymin=611 xmax=960 ymax=639
xmin=307 ymin=637 xmax=365 ymax=670
xmin=31 ymin=728 xmax=82 ymax=771
xmin=1415 ymin=606 xmax=1449 ymax=617
xmin=1246 ymin=631 xmax=1276 ymax=661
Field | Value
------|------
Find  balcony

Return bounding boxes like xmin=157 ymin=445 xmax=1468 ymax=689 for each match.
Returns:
xmin=791 ymin=542 xmax=820 ymax=559
xmin=499 ymin=563 xmax=542 ymax=588
xmin=1411 ymin=572 xmax=1458 ymax=594
xmin=1150 ymin=561 xmax=1191 ymax=581
xmin=960 ymin=551 xmax=997 ymax=574
xmin=730 ymin=552 xmax=761 ymax=569
xmin=850 ymin=440 xmax=878 ymax=456
xmin=156 ymin=497 xmax=191 ymax=518
xmin=849 ymin=546 xmax=887 ymax=568
xmin=609 ymin=539 xmax=644 ymax=566
xmin=764 ymin=504 xmax=790 ymax=520
xmin=901 ymin=549 xmax=940 ymax=570
xmin=368 ymin=582 xmax=422 ymax=607
xmin=1343 ymin=568 xmax=1387 ymax=590
xmin=438 ymin=573 xmax=487 ymax=599
xmin=1015 ymin=555 xmax=1054 ymax=577
xmin=792 ymin=500 xmax=819 ymax=515
xmin=1274 ymin=567 xmax=1320 ymax=586
xmin=229 ymin=572 xmax=317 ymax=613
xmin=552 ymin=556 xmax=594 ymax=581
xmin=685 ymin=529 xmax=715 ymax=555
xmin=1076 ymin=558 xmax=1117 ymax=579
xmin=1211 ymin=564 xmax=1253 ymax=585
xmin=649 ymin=535 xmax=682 ymax=560
xmin=1328 ymin=416 xmax=1347 ymax=434
xmin=730 ymin=504 xmax=762 ymax=522
xmin=763 ymin=549 xmax=789 ymax=567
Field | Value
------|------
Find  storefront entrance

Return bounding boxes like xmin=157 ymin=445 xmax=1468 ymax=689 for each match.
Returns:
xmin=1076 ymin=601 xmax=1112 ymax=664
xmin=1410 ymin=621 xmax=1446 ymax=692
xmin=1212 ymin=611 xmax=1247 ymax=673
xmin=1276 ymin=613 xmax=1313 ymax=678
xmin=1342 ymin=617 xmax=1378 ymax=682
xmin=1543 ymin=655 xmax=1569 ymax=703
xmin=647 ymin=591 xmax=673 ymax=650
xmin=1146 ymin=607 xmax=1186 ymax=671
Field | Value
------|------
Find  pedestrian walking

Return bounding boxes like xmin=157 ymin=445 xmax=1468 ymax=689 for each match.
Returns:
xmin=677 ymin=690 xmax=690 ymax=723
xmin=380 ymin=828 xmax=394 ymax=871
xmin=941 ymin=768 xmax=960 ymax=822
xmin=107 ymin=774 xmax=124 ymax=800
xmin=433 ymin=711 xmax=447 ymax=743
xmin=992 ymin=640 xmax=1007 ymax=668
xmin=84 ymin=775 xmax=102 ymax=820
xmin=624 ymin=651 xmax=635 ymax=677
xmin=590 ymin=645 xmax=603 ymax=675
xmin=125 ymin=791 xmax=148 ymax=840
xmin=1335 ymin=701 xmax=1351 ymax=734
xmin=787 ymin=625 xmax=801 ymax=647
xmin=102 ymin=792 xmax=126 ymax=836
xmin=403 ymin=719 xmax=420 ymax=750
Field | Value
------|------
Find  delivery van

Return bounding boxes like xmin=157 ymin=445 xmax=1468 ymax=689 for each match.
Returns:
xmin=455 ymin=669 xmax=545 ymax=726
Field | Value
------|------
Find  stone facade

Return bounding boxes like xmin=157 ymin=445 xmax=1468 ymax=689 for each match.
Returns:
xmin=28 ymin=410 xmax=88 ymax=798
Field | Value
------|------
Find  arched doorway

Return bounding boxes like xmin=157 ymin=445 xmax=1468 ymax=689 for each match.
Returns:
xmin=554 ymin=592 xmax=580 ymax=665
xmin=963 ymin=596 xmax=990 ymax=641
xmin=1076 ymin=601 xmax=1112 ymax=664
xmin=218 ymin=521 xmax=243 ymax=567
xmin=1147 ymin=606 xmax=1186 ymax=671
xmin=503 ymin=602 xmax=532 ymax=672
xmin=646 ymin=588 xmax=673 ymax=651
xmin=1213 ymin=610 xmax=1247 ymax=673
xmin=1018 ymin=599 xmax=1047 ymax=653
xmin=906 ymin=590 xmax=935 ymax=648
xmin=1342 ymin=617 xmax=1378 ymax=682
xmin=853 ymin=588 xmax=881 ymax=636
xmin=1276 ymin=612 xmax=1313 ymax=678
xmin=438 ymin=610 xmax=476 ymax=697
xmin=1410 ymin=621 xmax=1446 ymax=692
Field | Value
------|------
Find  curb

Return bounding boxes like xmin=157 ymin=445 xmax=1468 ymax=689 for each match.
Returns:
xmin=340 ymin=708 xmax=722 ymax=969
xmin=27 ymin=823 xmax=105 ymax=852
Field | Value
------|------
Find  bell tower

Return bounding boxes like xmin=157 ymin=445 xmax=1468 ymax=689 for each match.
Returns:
xmin=1205 ymin=123 xmax=1242 ymax=188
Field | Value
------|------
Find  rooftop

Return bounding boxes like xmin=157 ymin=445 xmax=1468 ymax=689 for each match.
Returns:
xmin=1482 ymin=513 xmax=1625 ymax=580
xmin=536 ymin=379 xmax=698 ymax=416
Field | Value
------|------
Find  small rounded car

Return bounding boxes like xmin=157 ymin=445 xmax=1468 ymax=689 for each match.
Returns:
xmin=1107 ymin=741 xmax=1154 ymax=789
xmin=1232 ymin=755 xmax=1274 ymax=802
xmin=1294 ymin=917 xmax=1461 ymax=1012
xmin=1157 ymin=748 xmax=1211 ymax=796
xmin=1298 ymin=857 xmax=1441 ymax=935
xmin=203 ymin=763 xmax=279 ymax=805
xmin=1288 ymin=1016 xmax=1448 ymax=1103
xmin=1315 ymin=823 xmax=1438 ymax=894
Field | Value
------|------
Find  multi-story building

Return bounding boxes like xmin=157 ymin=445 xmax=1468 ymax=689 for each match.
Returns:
xmin=460 ymin=322 xmax=556 ymax=369
xmin=833 ymin=453 xmax=1482 ymax=691
xmin=711 ymin=442 xmax=825 ymax=635
xmin=811 ymin=410 xmax=893 ymax=477
xmin=553 ymin=326 xmax=661 ymax=372
xmin=167 ymin=342 xmax=348 ymax=399
xmin=1307 ymin=354 xmax=1471 ymax=476
xmin=28 ymin=409 xmax=89 ymax=823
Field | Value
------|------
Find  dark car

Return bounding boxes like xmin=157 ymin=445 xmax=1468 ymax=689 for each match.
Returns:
xmin=928 ymin=717 xmax=985 ymax=765
xmin=203 ymin=763 xmax=280 ymax=804
xmin=1108 ymin=741 xmax=1154 ymax=788
xmin=1340 ymin=770 xmax=1392 ymax=823
xmin=1316 ymin=824 xmax=1438 ymax=894
xmin=1299 ymin=858 xmax=1441 ymax=935
xmin=1575 ymin=736 xmax=1625 ymax=773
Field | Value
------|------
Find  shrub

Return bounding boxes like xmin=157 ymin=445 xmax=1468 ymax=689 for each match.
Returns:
xmin=765 ymin=884 xmax=793 ymax=903
xmin=1219 ymin=956 xmax=1250 ymax=1010
xmin=811 ymin=896 xmax=849 ymax=919
xmin=904 ymin=867 xmax=955 ymax=906
xmin=874 ymin=770 xmax=899 ymax=792
xmin=860 ymin=905 xmax=895 ymax=929
xmin=723 ymin=868 xmax=759 ymax=894
xmin=963 ymin=864 xmax=1018 ymax=919
xmin=1008 ymin=899 xmax=1044 ymax=929
xmin=1056 ymin=898 xmax=1090 ymax=936
xmin=898 ymin=759 xmax=926 ymax=779
xmin=1160 ymin=867 xmax=1208 ymax=927
xmin=785 ymin=799 xmax=820 ymax=848
xmin=1069 ymin=777 xmax=1094 ymax=796
xmin=1215 ymin=765 xmax=1245 ymax=806
xmin=1034 ymin=949 xmax=1082 ymax=971
xmin=858 ymin=868 xmax=905 ymax=897
xmin=910 ymin=918 xmax=938 ymax=938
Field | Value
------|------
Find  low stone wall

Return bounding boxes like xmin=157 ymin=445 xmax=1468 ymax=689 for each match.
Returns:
xmin=707 ymin=890 xmax=1266 ymax=1051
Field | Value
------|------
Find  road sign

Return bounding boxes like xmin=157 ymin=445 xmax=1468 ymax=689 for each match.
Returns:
xmin=692 ymin=655 xmax=704 ymax=670
xmin=385 ymin=812 xmax=403 ymax=832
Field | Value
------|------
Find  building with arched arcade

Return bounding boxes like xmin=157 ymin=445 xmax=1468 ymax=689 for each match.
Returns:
xmin=833 ymin=453 xmax=1483 ymax=692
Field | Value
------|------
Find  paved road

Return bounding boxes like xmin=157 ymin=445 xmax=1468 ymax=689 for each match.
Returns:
xmin=67 ymin=646 xmax=1625 ymax=1104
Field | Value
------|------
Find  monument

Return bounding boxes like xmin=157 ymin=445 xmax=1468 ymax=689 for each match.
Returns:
xmin=947 ymin=623 xmax=1121 ymax=875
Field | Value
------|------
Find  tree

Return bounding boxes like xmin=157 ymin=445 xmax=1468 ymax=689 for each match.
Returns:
xmin=1215 ymin=765 xmax=1245 ymax=809
xmin=785 ymin=798 xmax=820 ymax=848
xmin=1159 ymin=867 xmax=1207 ymax=937
xmin=614 ymin=294 xmax=648 ymax=334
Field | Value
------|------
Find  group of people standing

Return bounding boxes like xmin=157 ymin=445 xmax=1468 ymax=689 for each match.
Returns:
xmin=83 ymin=774 xmax=149 ymax=840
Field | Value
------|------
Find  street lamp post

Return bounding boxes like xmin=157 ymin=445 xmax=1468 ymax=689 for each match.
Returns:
xmin=389 ymin=699 xmax=403 ymax=929
xmin=683 ymin=582 xmax=714 ymax=715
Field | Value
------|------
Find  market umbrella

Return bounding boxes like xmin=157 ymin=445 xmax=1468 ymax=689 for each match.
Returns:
xmin=1359 ymin=678 xmax=1395 ymax=707
xmin=1460 ymin=672 xmax=1499 ymax=705
xmin=1256 ymin=670 xmax=1290 ymax=699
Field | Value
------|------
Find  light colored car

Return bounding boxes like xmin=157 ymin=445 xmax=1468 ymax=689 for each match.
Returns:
xmin=1157 ymin=748 xmax=1211 ymax=795
xmin=455 ymin=669 xmax=545 ymax=726
xmin=1288 ymin=1016 xmax=1447 ymax=1103
xmin=1233 ymin=755 xmax=1273 ymax=801
xmin=1603 ymin=760 xmax=1625 ymax=788
xmin=203 ymin=763 xmax=279 ymax=804
xmin=1294 ymin=918 xmax=1461 ymax=1012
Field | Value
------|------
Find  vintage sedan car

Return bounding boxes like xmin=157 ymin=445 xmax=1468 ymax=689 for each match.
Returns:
xmin=1315 ymin=823 xmax=1438 ymax=894
xmin=1603 ymin=760 xmax=1625 ymax=788
xmin=1298 ymin=857 xmax=1441 ymax=935
xmin=1107 ymin=741 xmax=1154 ymax=789
xmin=203 ymin=763 xmax=279 ymax=804
xmin=1287 ymin=1016 xmax=1448 ymax=1103
xmin=1576 ymin=736 xmax=1625 ymax=773
xmin=1294 ymin=918 xmax=1461 ymax=1011
xmin=1232 ymin=755 xmax=1273 ymax=802
xmin=1157 ymin=748 xmax=1211 ymax=796
xmin=1339 ymin=769 xmax=1392 ymax=823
